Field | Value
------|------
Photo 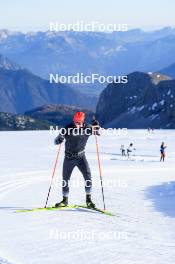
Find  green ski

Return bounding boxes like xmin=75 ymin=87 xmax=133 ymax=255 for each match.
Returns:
xmin=15 ymin=205 xmax=115 ymax=216
xmin=15 ymin=205 xmax=77 ymax=213
xmin=75 ymin=204 xmax=115 ymax=216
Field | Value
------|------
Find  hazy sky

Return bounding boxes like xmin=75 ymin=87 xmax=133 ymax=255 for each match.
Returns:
xmin=0 ymin=0 xmax=175 ymax=32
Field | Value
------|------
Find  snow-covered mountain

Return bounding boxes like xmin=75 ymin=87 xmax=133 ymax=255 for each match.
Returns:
xmin=0 ymin=54 xmax=21 ymax=70
xmin=96 ymin=71 xmax=175 ymax=128
xmin=0 ymin=28 xmax=175 ymax=93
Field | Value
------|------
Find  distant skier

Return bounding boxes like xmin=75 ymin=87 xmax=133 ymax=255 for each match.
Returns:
xmin=160 ymin=142 xmax=167 ymax=162
xmin=127 ymin=143 xmax=136 ymax=158
xmin=54 ymin=112 xmax=100 ymax=208
xmin=120 ymin=145 xmax=126 ymax=156
xmin=147 ymin=127 xmax=154 ymax=134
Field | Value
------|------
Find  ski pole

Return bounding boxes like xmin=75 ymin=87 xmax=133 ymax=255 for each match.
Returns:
xmin=44 ymin=144 xmax=62 ymax=208
xmin=94 ymin=133 xmax=106 ymax=211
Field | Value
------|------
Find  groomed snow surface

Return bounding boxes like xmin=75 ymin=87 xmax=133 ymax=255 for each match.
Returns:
xmin=0 ymin=130 xmax=175 ymax=264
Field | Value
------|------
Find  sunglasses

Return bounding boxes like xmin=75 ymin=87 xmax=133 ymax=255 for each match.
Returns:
xmin=75 ymin=122 xmax=83 ymax=125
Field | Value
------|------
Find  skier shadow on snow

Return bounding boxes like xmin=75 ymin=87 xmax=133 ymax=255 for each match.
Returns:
xmin=110 ymin=158 xmax=160 ymax=163
xmin=97 ymin=152 xmax=159 ymax=158
xmin=64 ymin=207 xmax=100 ymax=215
xmin=0 ymin=206 xmax=24 ymax=211
xmin=145 ymin=181 xmax=175 ymax=218
xmin=50 ymin=207 xmax=100 ymax=215
xmin=1 ymin=206 xmax=101 ymax=215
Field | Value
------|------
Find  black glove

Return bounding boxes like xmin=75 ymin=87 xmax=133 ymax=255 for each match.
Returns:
xmin=92 ymin=120 xmax=100 ymax=126
xmin=54 ymin=136 xmax=64 ymax=145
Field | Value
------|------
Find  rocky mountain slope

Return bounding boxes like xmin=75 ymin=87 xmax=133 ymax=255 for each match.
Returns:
xmin=160 ymin=63 xmax=175 ymax=79
xmin=96 ymin=72 xmax=175 ymax=128
xmin=0 ymin=112 xmax=50 ymax=130
xmin=0 ymin=104 xmax=94 ymax=131
xmin=0 ymin=58 xmax=97 ymax=114
xmin=25 ymin=104 xmax=94 ymax=126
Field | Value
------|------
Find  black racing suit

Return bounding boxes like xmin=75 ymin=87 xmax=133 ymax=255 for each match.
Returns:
xmin=55 ymin=123 xmax=98 ymax=197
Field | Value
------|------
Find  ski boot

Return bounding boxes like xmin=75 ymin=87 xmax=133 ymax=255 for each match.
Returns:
xmin=55 ymin=196 xmax=68 ymax=208
xmin=86 ymin=194 xmax=96 ymax=209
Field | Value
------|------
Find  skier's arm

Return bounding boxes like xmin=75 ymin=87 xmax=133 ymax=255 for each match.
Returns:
xmin=92 ymin=119 xmax=100 ymax=126
xmin=54 ymin=134 xmax=64 ymax=145
xmin=54 ymin=127 xmax=67 ymax=145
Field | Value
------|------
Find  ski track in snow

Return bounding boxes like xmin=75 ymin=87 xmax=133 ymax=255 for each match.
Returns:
xmin=0 ymin=130 xmax=175 ymax=264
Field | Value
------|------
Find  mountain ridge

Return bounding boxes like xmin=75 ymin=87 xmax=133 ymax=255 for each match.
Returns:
xmin=0 ymin=66 xmax=97 ymax=114
xmin=1 ymin=27 xmax=175 ymax=95
xmin=96 ymin=71 xmax=175 ymax=128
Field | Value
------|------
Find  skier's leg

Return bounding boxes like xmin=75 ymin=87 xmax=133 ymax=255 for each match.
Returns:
xmin=62 ymin=157 xmax=75 ymax=197
xmin=163 ymin=153 xmax=165 ymax=162
xmin=77 ymin=155 xmax=95 ymax=208
xmin=55 ymin=158 xmax=75 ymax=207
xmin=77 ymin=155 xmax=92 ymax=195
xmin=127 ymin=150 xmax=130 ymax=159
